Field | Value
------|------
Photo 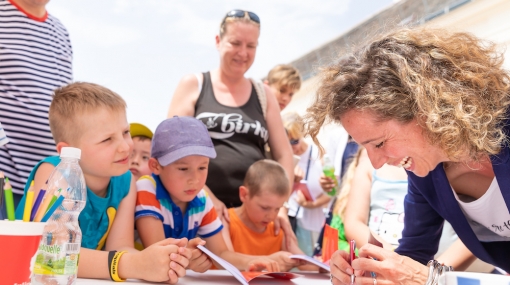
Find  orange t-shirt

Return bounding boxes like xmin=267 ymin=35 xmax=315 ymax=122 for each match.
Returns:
xmin=228 ymin=208 xmax=283 ymax=255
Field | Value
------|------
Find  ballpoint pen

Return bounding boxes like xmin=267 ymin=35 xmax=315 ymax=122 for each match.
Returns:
xmin=349 ymin=239 xmax=356 ymax=285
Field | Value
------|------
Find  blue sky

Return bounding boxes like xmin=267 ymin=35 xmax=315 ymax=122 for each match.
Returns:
xmin=47 ymin=0 xmax=394 ymax=130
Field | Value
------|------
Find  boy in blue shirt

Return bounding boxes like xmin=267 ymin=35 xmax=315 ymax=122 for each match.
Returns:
xmin=16 ymin=82 xmax=191 ymax=283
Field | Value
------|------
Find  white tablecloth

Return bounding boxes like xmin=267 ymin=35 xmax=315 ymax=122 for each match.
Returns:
xmin=76 ymin=270 xmax=331 ymax=284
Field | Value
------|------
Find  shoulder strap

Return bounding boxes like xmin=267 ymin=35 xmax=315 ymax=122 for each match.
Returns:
xmin=305 ymin=145 xmax=313 ymax=180
xmin=250 ymin=78 xmax=267 ymax=119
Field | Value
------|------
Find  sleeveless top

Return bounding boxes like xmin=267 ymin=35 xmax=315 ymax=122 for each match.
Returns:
xmin=15 ymin=156 xmax=131 ymax=250
xmin=228 ymin=208 xmax=283 ymax=255
xmin=368 ymin=170 xmax=408 ymax=247
xmin=368 ymin=169 xmax=457 ymax=256
xmin=195 ymin=72 xmax=268 ymax=207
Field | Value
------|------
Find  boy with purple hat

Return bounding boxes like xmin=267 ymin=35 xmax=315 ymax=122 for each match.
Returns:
xmin=135 ymin=116 xmax=283 ymax=273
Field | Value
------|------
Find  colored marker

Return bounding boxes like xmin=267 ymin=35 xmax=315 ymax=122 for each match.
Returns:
xmin=0 ymin=171 xmax=5 ymax=209
xmin=22 ymin=182 xmax=35 ymax=222
xmin=31 ymin=187 xmax=47 ymax=222
xmin=33 ymin=187 xmax=58 ymax=222
xmin=4 ymin=178 xmax=15 ymax=221
xmin=45 ymin=188 xmax=63 ymax=213
xmin=41 ymin=195 xmax=65 ymax=222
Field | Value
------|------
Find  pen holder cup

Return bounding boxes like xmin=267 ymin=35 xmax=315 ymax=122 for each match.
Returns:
xmin=0 ymin=220 xmax=46 ymax=285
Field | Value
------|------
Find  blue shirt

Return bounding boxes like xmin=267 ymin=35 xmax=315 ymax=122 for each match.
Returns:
xmin=15 ymin=156 xmax=131 ymax=250
xmin=396 ymin=123 xmax=510 ymax=272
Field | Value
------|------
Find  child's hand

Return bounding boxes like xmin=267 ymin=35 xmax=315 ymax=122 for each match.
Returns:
xmin=268 ymin=251 xmax=300 ymax=272
xmin=247 ymin=256 xmax=280 ymax=272
xmin=187 ymin=238 xmax=212 ymax=273
xmin=137 ymin=238 xmax=192 ymax=284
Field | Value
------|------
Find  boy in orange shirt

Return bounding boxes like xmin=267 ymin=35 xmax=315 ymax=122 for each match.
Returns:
xmin=223 ymin=159 xmax=316 ymax=271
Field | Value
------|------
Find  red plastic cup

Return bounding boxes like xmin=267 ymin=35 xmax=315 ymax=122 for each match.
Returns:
xmin=0 ymin=220 xmax=46 ymax=285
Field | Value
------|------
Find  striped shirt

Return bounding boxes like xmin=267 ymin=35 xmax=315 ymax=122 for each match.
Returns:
xmin=0 ymin=0 xmax=73 ymax=194
xmin=135 ymin=174 xmax=223 ymax=239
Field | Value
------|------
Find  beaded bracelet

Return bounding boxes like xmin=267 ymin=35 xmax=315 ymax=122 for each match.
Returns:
xmin=425 ymin=260 xmax=454 ymax=285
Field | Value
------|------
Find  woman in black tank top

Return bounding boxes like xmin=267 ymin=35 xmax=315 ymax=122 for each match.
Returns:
xmin=167 ymin=10 xmax=295 ymax=244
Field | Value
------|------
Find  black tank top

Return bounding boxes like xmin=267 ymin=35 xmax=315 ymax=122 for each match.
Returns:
xmin=195 ymin=72 xmax=268 ymax=207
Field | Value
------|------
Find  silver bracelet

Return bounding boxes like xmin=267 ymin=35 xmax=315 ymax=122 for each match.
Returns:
xmin=424 ymin=260 xmax=454 ymax=285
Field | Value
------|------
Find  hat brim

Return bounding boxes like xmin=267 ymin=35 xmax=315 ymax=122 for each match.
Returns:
xmin=157 ymin=145 xmax=217 ymax=166
xmin=130 ymin=123 xmax=153 ymax=139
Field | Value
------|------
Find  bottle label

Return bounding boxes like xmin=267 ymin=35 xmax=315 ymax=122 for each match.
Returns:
xmin=33 ymin=243 xmax=80 ymax=276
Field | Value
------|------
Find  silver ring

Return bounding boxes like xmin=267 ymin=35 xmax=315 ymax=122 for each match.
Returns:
xmin=373 ymin=276 xmax=377 ymax=285
xmin=350 ymin=274 xmax=355 ymax=284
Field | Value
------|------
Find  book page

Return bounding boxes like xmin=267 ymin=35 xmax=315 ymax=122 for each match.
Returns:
xmin=289 ymin=255 xmax=330 ymax=271
xmin=197 ymin=245 xmax=248 ymax=285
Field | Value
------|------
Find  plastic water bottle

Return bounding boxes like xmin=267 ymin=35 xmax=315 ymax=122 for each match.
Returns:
xmin=322 ymin=154 xmax=338 ymax=196
xmin=32 ymin=147 xmax=87 ymax=285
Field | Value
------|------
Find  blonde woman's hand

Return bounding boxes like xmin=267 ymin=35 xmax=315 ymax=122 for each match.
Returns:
xmin=294 ymin=165 xmax=304 ymax=182
xmin=319 ymin=174 xmax=336 ymax=193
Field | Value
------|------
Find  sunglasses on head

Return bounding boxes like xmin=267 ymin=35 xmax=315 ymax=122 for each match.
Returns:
xmin=289 ymin=138 xmax=300 ymax=145
xmin=223 ymin=9 xmax=260 ymax=24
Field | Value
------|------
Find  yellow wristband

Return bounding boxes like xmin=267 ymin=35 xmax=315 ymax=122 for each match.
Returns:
xmin=110 ymin=251 xmax=127 ymax=282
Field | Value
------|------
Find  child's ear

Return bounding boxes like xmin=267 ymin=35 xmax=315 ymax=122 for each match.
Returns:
xmin=55 ymin=142 xmax=70 ymax=154
xmin=239 ymin=186 xmax=249 ymax=203
xmin=148 ymin=158 xmax=161 ymax=174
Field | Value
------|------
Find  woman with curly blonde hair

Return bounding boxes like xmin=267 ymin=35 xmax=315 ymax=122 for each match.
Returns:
xmin=306 ymin=27 xmax=510 ymax=284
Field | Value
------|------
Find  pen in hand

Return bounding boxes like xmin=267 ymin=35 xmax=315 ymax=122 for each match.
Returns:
xmin=349 ymin=239 xmax=356 ymax=285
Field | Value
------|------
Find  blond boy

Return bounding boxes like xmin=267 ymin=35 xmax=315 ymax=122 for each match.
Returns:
xmin=15 ymin=82 xmax=191 ymax=283
xmin=264 ymin=64 xmax=301 ymax=111
xmin=223 ymin=159 xmax=316 ymax=271
xmin=129 ymin=123 xmax=153 ymax=181
xmin=135 ymin=116 xmax=284 ymax=273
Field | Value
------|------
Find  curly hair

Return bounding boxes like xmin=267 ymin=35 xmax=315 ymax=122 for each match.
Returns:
xmin=305 ymin=28 xmax=510 ymax=161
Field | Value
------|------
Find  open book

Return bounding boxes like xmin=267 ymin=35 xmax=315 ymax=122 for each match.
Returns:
xmin=197 ymin=245 xmax=303 ymax=285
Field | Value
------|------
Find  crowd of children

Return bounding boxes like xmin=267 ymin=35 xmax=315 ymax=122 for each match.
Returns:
xmin=4 ymin=53 xmax=489 ymax=283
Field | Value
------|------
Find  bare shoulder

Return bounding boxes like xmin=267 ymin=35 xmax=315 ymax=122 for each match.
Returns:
xmin=168 ymin=73 xmax=203 ymax=117
xmin=356 ymin=148 xmax=374 ymax=178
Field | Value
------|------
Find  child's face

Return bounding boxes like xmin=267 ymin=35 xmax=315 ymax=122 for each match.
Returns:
xmin=73 ymin=108 xmax=133 ymax=180
xmin=152 ymin=155 xmax=209 ymax=207
xmin=242 ymin=188 xmax=287 ymax=232
xmin=269 ymin=84 xmax=296 ymax=111
xmin=129 ymin=137 xmax=152 ymax=181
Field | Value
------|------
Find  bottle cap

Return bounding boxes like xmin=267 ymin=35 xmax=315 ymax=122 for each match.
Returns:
xmin=60 ymin=147 xmax=81 ymax=159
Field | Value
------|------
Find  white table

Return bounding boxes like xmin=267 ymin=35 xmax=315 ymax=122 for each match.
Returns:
xmin=77 ymin=270 xmax=331 ymax=284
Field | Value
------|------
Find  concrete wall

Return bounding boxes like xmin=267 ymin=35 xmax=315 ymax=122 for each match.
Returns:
xmin=284 ymin=0 xmax=510 ymax=116
xmin=425 ymin=0 xmax=510 ymax=69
